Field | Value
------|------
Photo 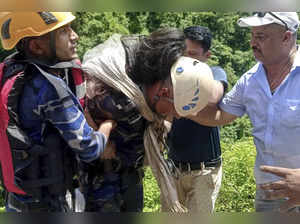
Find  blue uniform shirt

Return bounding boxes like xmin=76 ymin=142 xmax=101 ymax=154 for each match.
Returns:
xmin=19 ymin=67 xmax=106 ymax=163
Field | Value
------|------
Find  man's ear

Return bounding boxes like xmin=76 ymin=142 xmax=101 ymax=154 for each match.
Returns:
xmin=28 ymin=38 xmax=46 ymax=56
xmin=283 ymin=31 xmax=293 ymax=44
xmin=205 ymin=50 xmax=211 ymax=59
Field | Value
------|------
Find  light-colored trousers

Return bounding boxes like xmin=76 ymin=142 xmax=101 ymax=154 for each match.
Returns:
xmin=161 ymin=165 xmax=222 ymax=213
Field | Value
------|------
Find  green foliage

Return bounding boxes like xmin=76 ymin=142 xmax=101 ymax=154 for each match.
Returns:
xmin=216 ymin=138 xmax=256 ymax=212
xmin=72 ymin=12 xmax=130 ymax=59
xmin=126 ymin=12 xmax=149 ymax=34
xmin=220 ymin=116 xmax=252 ymax=144
xmin=143 ymin=167 xmax=161 ymax=212
xmin=0 ymin=187 xmax=3 ymax=208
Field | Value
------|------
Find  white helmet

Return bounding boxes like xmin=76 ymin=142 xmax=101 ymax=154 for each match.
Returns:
xmin=170 ymin=56 xmax=215 ymax=117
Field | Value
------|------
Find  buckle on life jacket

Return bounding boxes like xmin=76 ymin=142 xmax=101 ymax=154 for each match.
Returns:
xmin=12 ymin=150 xmax=29 ymax=160
xmin=13 ymin=144 xmax=48 ymax=161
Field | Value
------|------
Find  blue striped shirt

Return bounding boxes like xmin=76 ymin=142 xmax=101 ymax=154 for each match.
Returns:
xmin=19 ymin=69 xmax=106 ymax=163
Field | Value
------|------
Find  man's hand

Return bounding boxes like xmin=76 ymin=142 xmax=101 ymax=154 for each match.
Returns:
xmin=101 ymin=141 xmax=116 ymax=160
xmin=84 ymin=108 xmax=98 ymax=130
xmin=84 ymin=107 xmax=116 ymax=140
xmin=260 ymin=165 xmax=300 ymax=212
xmin=98 ymin=119 xmax=117 ymax=139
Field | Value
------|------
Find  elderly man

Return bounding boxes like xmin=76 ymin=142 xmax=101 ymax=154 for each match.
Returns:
xmin=191 ymin=12 xmax=300 ymax=212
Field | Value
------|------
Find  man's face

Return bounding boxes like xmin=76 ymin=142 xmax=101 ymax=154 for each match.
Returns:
xmin=184 ymin=39 xmax=210 ymax=62
xmin=145 ymin=79 xmax=180 ymax=119
xmin=250 ymin=24 xmax=287 ymax=65
xmin=55 ymin=23 xmax=79 ymax=61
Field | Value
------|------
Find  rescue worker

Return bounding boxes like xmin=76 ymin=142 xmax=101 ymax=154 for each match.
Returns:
xmin=0 ymin=12 xmax=115 ymax=212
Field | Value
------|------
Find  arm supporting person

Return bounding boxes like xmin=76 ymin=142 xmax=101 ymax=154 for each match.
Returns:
xmin=189 ymin=71 xmax=247 ymax=127
xmin=188 ymin=64 xmax=238 ymax=127
xmin=188 ymin=104 xmax=238 ymax=127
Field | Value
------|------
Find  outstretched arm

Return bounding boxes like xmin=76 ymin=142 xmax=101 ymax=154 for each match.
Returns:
xmin=188 ymin=103 xmax=238 ymax=127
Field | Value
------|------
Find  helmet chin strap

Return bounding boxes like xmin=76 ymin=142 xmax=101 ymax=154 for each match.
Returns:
xmin=48 ymin=30 xmax=58 ymax=65
xmin=23 ymin=31 xmax=58 ymax=66
xmin=19 ymin=30 xmax=79 ymax=69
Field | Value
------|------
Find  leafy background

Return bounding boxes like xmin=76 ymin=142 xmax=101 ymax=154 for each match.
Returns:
xmin=1 ymin=12 xmax=299 ymax=211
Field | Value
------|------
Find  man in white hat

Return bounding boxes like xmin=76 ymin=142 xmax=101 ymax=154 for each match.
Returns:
xmin=190 ymin=12 xmax=300 ymax=212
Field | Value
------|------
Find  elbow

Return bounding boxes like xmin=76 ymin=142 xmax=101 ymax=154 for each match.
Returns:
xmin=209 ymin=82 xmax=224 ymax=104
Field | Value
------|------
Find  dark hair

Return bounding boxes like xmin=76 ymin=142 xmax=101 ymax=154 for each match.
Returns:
xmin=184 ymin=26 xmax=212 ymax=52
xmin=129 ymin=28 xmax=185 ymax=86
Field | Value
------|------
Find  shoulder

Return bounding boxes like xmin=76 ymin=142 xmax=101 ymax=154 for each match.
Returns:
xmin=210 ymin=66 xmax=228 ymax=90
xmin=24 ymin=65 xmax=53 ymax=89
xmin=23 ymin=66 xmax=63 ymax=102
xmin=210 ymin=66 xmax=226 ymax=76
xmin=238 ymin=62 xmax=261 ymax=85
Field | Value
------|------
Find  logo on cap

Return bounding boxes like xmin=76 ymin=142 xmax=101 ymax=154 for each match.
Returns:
xmin=182 ymin=103 xmax=197 ymax=111
xmin=176 ymin=67 xmax=184 ymax=74
xmin=181 ymin=87 xmax=201 ymax=111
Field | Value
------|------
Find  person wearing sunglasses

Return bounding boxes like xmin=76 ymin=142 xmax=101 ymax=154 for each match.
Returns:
xmin=190 ymin=12 xmax=300 ymax=212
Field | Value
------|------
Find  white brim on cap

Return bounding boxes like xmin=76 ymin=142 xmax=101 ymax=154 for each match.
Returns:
xmin=238 ymin=16 xmax=275 ymax=27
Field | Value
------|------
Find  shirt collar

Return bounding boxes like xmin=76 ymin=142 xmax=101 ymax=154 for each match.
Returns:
xmin=292 ymin=45 xmax=300 ymax=68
